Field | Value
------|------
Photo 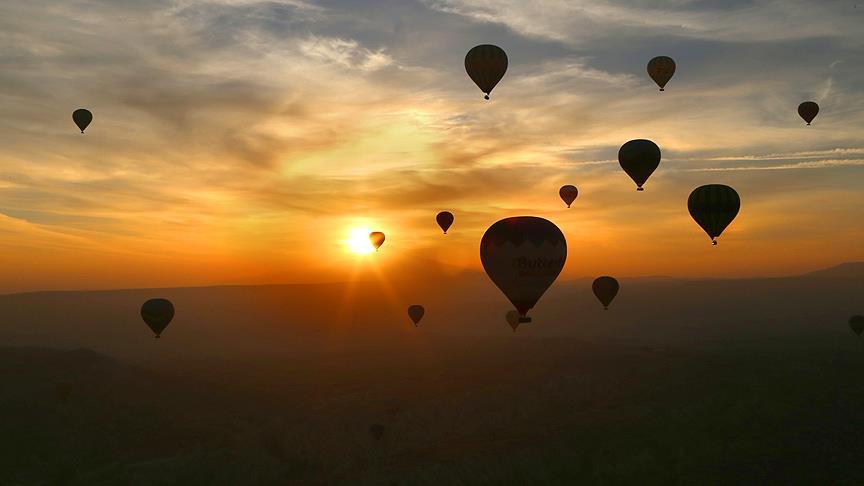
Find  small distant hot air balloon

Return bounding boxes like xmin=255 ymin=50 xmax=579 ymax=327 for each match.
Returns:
xmin=505 ymin=310 xmax=520 ymax=332
xmin=798 ymin=101 xmax=819 ymax=125
xmin=369 ymin=231 xmax=385 ymax=251
xmin=72 ymin=109 xmax=92 ymax=133
xmin=465 ymin=44 xmax=508 ymax=100
xmin=688 ymin=185 xmax=740 ymax=245
xmin=369 ymin=424 xmax=385 ymax=441
xmin=559 ymin=185 xmax=578 ymax=208
xmin=480 ymin=217 xmax=566 ymax=322
xmin=592 ymin=276 xmax=619 ymax=310
xmin=647 ymin=56 xmax=676 ymax=91
xmin=850 ymin=316 xmax=864 ymax=336
xmin=408 ymin=305 xmax=425 ymax=326
xmin=140 ymin=298 xmax=175 ymax=338
xmin=436 ymin=211 xmax=454 ymax=234
xmin=619 ymin=139 xmax=661 ymax=191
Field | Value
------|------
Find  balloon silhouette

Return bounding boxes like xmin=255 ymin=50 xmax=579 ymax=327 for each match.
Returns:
xmin=505 ymin=310 xmax=520 ymax=332
xmin=480 ymin=217 xmax=566 ymax=322
xmin=369 ymin=231 xmax=385 ymax=251
xmin=408 ymin=305 xmax=425 ymax=326
xmin=592 ymin=276 xmax=620 ymax=310
xmin=140 ymin=298 xmax=174 ymax=338
xmin=72 ymin=109 xmax=92 ymax=133
xmin=559 ymin=185 xmax=578 ymax=208
xmin=850 ymin=315 xmax=864 ymax=336
xmin=688 ymin=184 xmax=740 ymax=245
xmin=798 ymin=101 xmax=819 ymax=125
xmin=465 ymin=44 xmax=508 ymax=100
xmin=369 ymin=424 xmax=385 ymax=441
xmin=647 ymin=56 xmax=676 ymax=91
xmin=618 ymin=139 xmax=661 ymax=191
xmin=436 ymin=211 xmax=454 ymax=234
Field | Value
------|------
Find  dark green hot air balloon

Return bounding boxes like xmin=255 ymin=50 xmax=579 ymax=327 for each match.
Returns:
xmin=850 ymin=316 xmax=864 ymax=336
xmin=798 ymin=101 xmax=819 ymax=125
xmin=72 ymin=108 xmax=92 ymax=133
xmin=465 ymin=44 xmax=508 ymax=100
xmin=559 ymin=185 xmax=578 ymax=208
xmin=647 ymin=56 xmax=676 ymax=91
xmin=436 ymin=211 xmax=454 ymax=234
xmin=408 ymin=305 xmax=425 ymax=326
xmin=688 ymin=185 xmax=740 ymax=245
xmin=592 ymin=276 xmax=619 ymax=310
xmin=141 ymin=298 xmax=174 ymax=338
xmin=618 ymin=139 xmax=661 ymax=191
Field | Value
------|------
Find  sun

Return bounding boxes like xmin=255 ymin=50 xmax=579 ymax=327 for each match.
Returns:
xmin=345 ymin=227 xmax=375 ymax=255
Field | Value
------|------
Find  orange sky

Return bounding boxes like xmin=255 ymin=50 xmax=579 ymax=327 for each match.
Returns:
xmin=1 ymin=1 xmax=863 ymax=292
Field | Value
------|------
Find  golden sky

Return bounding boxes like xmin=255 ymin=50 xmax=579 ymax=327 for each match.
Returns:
xmin=1 ymin=0 xmax=863 ymax=292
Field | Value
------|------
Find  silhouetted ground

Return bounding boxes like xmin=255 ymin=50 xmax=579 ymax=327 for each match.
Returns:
xmin=3 ymin=332 xmax=864 ymax=485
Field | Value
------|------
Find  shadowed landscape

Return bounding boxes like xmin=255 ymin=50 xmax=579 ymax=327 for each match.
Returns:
xmin=2 ymin=263 xmax=863 ymax=484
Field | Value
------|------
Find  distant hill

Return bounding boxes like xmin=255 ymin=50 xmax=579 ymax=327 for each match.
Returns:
xmin=802 ymin=262 xmax=864 ymax=278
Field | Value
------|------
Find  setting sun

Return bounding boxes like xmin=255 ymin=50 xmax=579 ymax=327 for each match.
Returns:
xmin=345 ymin=228 xmax=375 ymax=255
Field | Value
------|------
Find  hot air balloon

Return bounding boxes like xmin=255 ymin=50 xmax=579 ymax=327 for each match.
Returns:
xmin=480 ymin=217 xmax=566 ymax=322
xmin=559 ymin=185 xmax=578 ymax=208
xmin=72 ymin=109 xmax=92 ymax=133
xmin=369 ymin=424 xmax=385 ymax=441
xmin=369 ymin=231 xmax=385 ymax=251
xmin=618 ymin=139 xmax=661 ymax=191
xmin=465 ymin=44 xmax=508 ymax=100
xmin=505 ymin=310 xmax=520 ymax=332
xmin=140 ymin=298 xmax=174 ymax=338
xmin=647 ymin=56 xmax=676 ymax=91
xmin=408 ymin=305 xmax=425 ymax=326
xmin=592 ymin=276 xmax=619 ymax=310
xmin=850 ymin=316 xmax=864 ymax=336
xmin=798 ymin=101 xmax=819 ymax=125
xmin=688 ymin=185 xmax=740 ymax=245
xmin=436 ymin=211 xmax=454 ymax=234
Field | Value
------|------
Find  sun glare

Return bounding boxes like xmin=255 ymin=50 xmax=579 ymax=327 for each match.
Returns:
xmin=346 ymin=227 xmax=375 ymax=255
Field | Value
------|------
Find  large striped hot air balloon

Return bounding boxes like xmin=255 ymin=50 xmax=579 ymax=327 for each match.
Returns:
xmin=687 ymin=185 xmax=740 ymax=245
xmin=465 ymin=44 xmax=508 ymax=100
xmin=480 ymin=217 xmax=566 ymax=322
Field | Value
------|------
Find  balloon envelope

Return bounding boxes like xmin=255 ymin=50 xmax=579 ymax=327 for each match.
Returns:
xmin=688 ymin=184 xmax=740 ymax=245
xmin=559 ymin=185 xmax=578 ymax=208
xmin=72 ymin=108 xmax=92 ymax=133
xmin=140 ymin=298 xmax=174 ymax=338
xmin=465 ymin=44 xmax=508 ymax=100
xmin=369 ymin=231 xmax=385 ymax=251
xmin=480 ymin=217 xmax=566 ymax=320
xmin=618 ymin=139 xmax=661 ymax=191
xmin=436 ymin=211 xmax=454 ymax=234
xmin=798 ymin=101 xmax=819 ymax=125
xmin=408 ymin=305 xmax=425 ymax=326
xmin=850 ymin=316 xmax=864 ymax=336
xmin=592 ymin=276 xmax=619 ymax=310
xmin=647 ymin=56 xmax=676 ymax=91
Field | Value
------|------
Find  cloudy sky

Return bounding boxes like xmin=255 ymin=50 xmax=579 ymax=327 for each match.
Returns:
xmin=1 ymin=0 xmax=862 ymax=291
